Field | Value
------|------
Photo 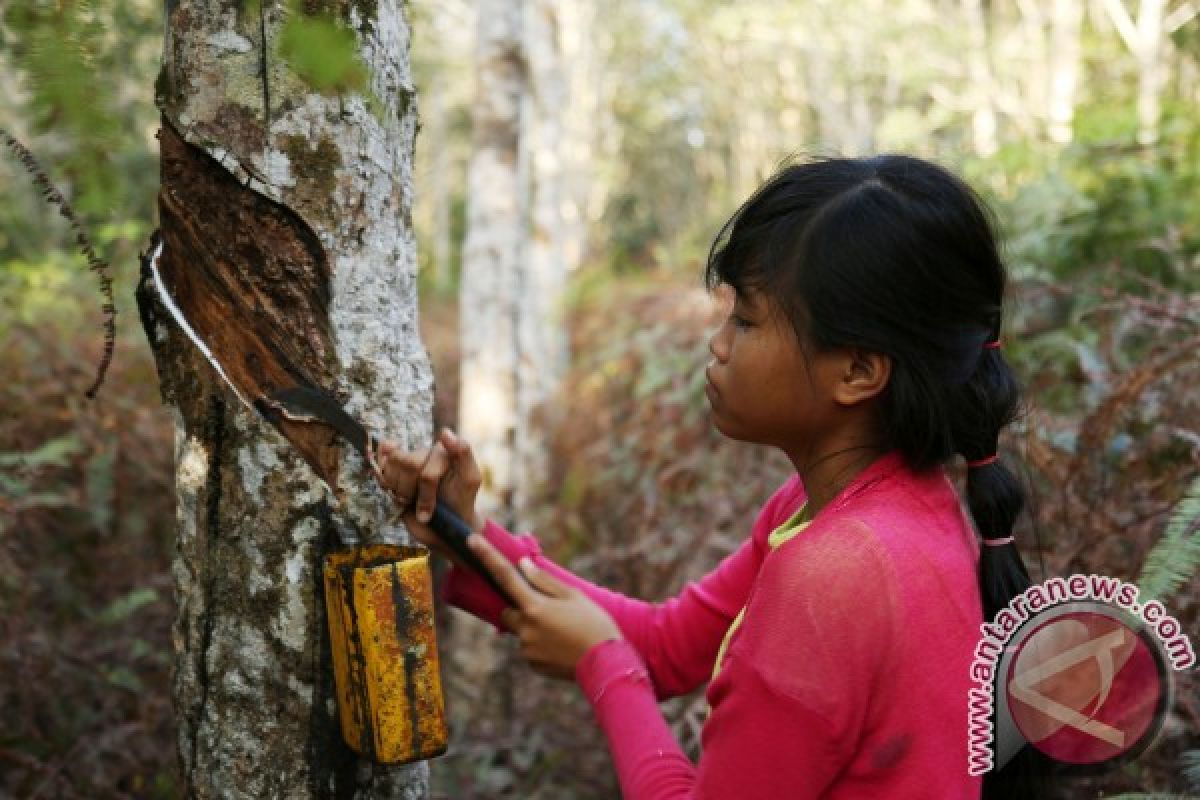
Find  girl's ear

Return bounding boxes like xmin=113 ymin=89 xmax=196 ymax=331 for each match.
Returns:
xmin=833 ymin=348 xmax=890 ymax=407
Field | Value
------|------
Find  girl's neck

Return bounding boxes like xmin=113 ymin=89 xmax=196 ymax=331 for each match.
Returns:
xmin=785 ymin=443 xmax=886 ymax=517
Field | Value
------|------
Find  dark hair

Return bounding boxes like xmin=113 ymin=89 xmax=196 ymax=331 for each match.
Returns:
xmin=706 ymin=155 xmax=1051 ymax=798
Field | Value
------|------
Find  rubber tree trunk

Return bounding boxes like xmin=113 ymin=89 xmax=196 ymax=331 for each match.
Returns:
xmin=458 ymin=0 xmax=526 ymax=527
xmin=1047 ymin=0 xmax=1084 ymax=143
xmin=1099 ymin=0 xmax=1169 ymax=145
xmin=441 ymin=0 xmax=525 ymax=779
xmin=962 ymin=0 xmax=999 ymax=156
xmin=139 ymin=1 xmax=432 ymax=797
xmin=515 ymin=0 xmax=572 ymax=525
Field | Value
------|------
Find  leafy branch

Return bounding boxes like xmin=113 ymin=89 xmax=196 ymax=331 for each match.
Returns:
xmin=1137 ymin=474 xmax=1200 ymax=602
xmin=1 ymin=128 xmax=116 ymax=398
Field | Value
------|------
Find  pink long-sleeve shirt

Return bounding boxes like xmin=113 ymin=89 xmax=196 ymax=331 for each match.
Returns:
xmin=443 ymin=450 xmax=985 ymax=799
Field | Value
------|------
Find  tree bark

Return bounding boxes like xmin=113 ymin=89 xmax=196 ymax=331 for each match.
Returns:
xmin=141 ymin=1 xmax=431 ymax=797
xmin=427 ymin=78 xmax=454 ymax=295
xmin=458 ymin=0 xmax=525 ymax=526
xmin=1134 ymin=0 xmax=1168 ymax=144
xmin=963 ymin=0 xmax=999 ymax=155
xmin=1048 ymin=0 xmax=1084 ymax=143
xmin=441 ymin=0 xmax=525 ymax=785
xmin=1099 ymin=0 xmax=1170 ymax=144
xmin=516 ymin=0 xmax=571 ymax=525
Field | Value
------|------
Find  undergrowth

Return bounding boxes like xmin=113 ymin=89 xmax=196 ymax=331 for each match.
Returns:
xmin=0 ymin=322 xmax=177 ymax=798
xmin=424 ymin=263 xmax=1199 ymax=798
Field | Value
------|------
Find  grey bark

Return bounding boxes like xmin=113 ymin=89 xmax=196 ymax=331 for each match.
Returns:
xmin=443 ymin=1 xmax=582 ymax=783
xmin=963 ymin=0 xmax=999 ymax=155
xmin=149 ymin=1 xmax=431 ymax=797
xmin=515 ymin=0 xmax=572 ymax=525
xmin=456 ymin=0 xmax=579 ymax=528
xmin=428 ymin=79 xmax=454 ymax=295
xmin=1048 ymin=0 xmax=1085 ymax=143
xmin=458 ymin=0 xmax=526 ymax=526
xmin=1098 ymin=0 xmax=1170 ymax=144
xmin=442 ymin=0 xmax=525 ymax=776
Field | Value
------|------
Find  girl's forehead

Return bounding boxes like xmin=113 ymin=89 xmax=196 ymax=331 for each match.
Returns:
xmin=715 ymin=282 xmax=767 ymax=309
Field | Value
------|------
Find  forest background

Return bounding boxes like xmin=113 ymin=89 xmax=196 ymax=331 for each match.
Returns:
xmin=1 ymin=0 xmax=1198 ymax=797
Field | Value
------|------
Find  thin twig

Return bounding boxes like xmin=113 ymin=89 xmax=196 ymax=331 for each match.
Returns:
xmin=0 ymin=128 xmax=117 ymax=399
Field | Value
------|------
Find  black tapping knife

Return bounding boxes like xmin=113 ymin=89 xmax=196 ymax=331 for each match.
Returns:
xmin=258 ymin=386 xmax=517 ymax=606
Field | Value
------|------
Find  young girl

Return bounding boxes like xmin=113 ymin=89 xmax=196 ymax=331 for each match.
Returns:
xmin=377 ymin=155 xmax=1038 ymax=799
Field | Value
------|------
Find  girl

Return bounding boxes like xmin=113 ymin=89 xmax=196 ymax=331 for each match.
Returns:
xmin=377 ymin=155 xmax=1040 ymax=799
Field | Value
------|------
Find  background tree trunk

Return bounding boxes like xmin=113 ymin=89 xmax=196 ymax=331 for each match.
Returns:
xmin=963 ymin=0 xmax=999 ymax=155
xmin=143 ymin=1 xmax=431 ymax=796
xmin=458 ymin=0 xmax=526 ymax=527
xmin=1099 ymin=0 xmax=1171 ymax=144
xmin=427 ymin=76 xmax=455 ymax=296
xmin=1048 ymin=0 xmax=1084 ymax=143
xmin=443 ymin=0 xmax=526 ymax=786
xmin=516 ymin=0 xmax=571 ymax=527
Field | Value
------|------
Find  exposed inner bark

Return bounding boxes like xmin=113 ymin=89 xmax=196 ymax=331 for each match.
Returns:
xmin=153 ymin=119 xmax=348 ymax=494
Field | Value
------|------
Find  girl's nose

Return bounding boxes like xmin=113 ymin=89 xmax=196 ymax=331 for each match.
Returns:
xmin=709 ymin=324 xmax=729 ymax=363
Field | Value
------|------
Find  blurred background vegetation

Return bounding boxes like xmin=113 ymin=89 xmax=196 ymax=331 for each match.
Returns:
xmin=2 ymin=0 xmax=1198 ymax=797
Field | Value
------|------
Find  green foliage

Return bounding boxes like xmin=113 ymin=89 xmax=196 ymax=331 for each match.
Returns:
xmin=988 ymin=123 xmax=1200 ymax=293
xmin=1186 ymin=751 xmax=1200 ymax=792
xmin=0 ymin=433 xmax=82 ymax=470
xmin=0 ymin=435 xmax=82 ymax=530
xmin=1 ymin=0 xmax=159 ymax=400
xmin=1 ymin=0 xmax=123 ymax=216
xmin=97 ymin=587 xmax=161 ymax=626
xmin=1137 ymin=476 xmax=1200 ymax=602
xmin=0 ymin=0 xmax=160 ymax=221
xmin=0 ymin=323 xmax=178 ymax=797
xmin=277 ymin=4 xmax=368 ymax=93
xmin=1099 ymin=749 xmax=1200 ymax=798
xmin=2 ymin=130 xmax=119 ymax=396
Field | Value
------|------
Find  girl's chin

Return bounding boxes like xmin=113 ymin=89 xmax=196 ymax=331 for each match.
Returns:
xmin=707 ymin=407 xmax=734 ymax=437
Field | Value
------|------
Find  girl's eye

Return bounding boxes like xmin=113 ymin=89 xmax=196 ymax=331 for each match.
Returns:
xmin=730 ymin=314 xmax=753 ymax=330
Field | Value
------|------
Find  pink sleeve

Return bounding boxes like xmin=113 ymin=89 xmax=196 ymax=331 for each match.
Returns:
xmin=442 ymin=476 xmax=805 ymax=699
xmin=571 ymin=519 xmax=901 ymax=800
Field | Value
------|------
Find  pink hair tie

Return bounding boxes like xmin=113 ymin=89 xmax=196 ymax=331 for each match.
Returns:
xmin=983 ymin=536 xmax=1014 ymax=547
xmin=983 ymin=339 xmax=1002 ymax=349
xmin=966 ymin=453 xmax=999 ymax=469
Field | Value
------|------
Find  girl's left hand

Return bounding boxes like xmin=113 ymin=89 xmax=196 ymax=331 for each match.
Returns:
xmin=467 ymin=533 xmax=623 ymax=681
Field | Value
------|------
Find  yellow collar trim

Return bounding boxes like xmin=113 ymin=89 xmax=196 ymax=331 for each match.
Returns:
xmin=711 ymin=501 xmax=812 ymax=683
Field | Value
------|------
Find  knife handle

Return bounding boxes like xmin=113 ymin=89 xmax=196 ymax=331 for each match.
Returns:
xmin=430 ymin=500 xmax=518 ymax=607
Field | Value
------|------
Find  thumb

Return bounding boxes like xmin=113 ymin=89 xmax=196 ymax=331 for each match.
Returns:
xmin=518 ymin=558 xmax=570 ymax=598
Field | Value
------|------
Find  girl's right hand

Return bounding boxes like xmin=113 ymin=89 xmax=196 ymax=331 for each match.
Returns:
xmin=374 ymin=427 xmax=486 ymax=566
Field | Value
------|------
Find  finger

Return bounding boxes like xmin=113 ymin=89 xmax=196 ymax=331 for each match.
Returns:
xmin=440 ymin=428 xmax=482 ymax=488
xmin=378 ymin=447 xmax=426 ymax=499
xmin=499 ymin=607 xmax=521 ymax=633
xmin=467 ymin=533 xmax=539 ymax=610
xmin=528 ymin=660 xmax=557 ymax=679
xmin=528 ymin=659 xmax=574 ymax=681
xmin=416 ymin=443 xmax=452 ymax=523
xmin=373 ymin=440 xmax=400 ymax=480
xmin=517 ymin=558 xmax=571 ymax=599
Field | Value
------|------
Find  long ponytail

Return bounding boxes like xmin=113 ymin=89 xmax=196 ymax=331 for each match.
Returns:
xmin=952 ymin=342 xmax=1055 ymax=798
xmin=951 ymin=341 xmax=1032 ymax=617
